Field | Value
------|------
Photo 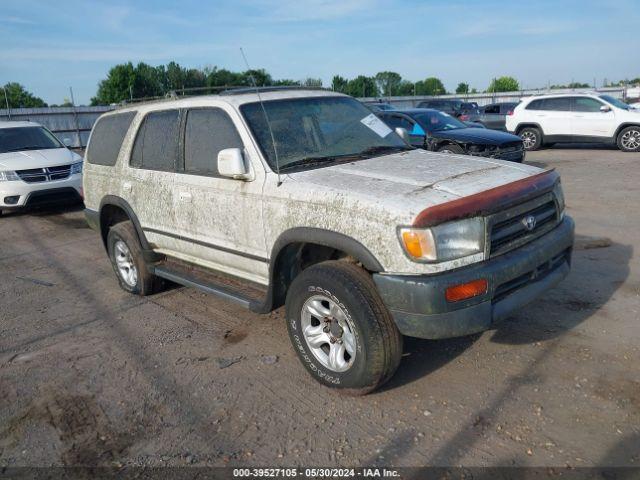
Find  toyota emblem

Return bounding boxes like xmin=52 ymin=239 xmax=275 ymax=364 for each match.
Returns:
xmin=522 ymin=215 xmax=537 ymax=231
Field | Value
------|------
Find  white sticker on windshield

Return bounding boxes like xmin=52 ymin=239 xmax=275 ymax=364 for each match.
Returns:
xmin=360 ymin=113 xmax=392 ymax=138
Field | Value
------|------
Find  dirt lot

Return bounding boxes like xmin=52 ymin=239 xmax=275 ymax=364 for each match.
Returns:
xmin=1 ymin=146 xmax=639 ymax=469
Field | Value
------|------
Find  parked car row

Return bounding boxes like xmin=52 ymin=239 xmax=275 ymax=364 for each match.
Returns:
xmin=367 ymin=92 xmax=640 ymax=152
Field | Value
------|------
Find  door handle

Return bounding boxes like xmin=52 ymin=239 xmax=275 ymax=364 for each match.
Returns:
xmin=179 ymin=192 xmax=192 ymax=202
xmin=123 ymin=182 xmax=132 ymax=192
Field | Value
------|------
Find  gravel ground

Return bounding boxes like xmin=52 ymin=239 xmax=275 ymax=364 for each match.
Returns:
xmin=1 ymin=145 xmax=639 ymax=469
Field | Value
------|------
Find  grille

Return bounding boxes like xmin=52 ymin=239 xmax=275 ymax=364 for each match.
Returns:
xmin=493 ymin=249 xmax=570 ymax=303
xmin=472 ymin=142 xmax=524 ymax=161
xmin=489 ymin=195 xmax=559 ymax=257
xmin=16 ymin=165 xmax=72 ymax=183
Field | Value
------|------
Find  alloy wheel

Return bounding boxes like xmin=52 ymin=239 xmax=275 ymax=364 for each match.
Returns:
xmin=621 ymin=129 xmax=640 ymax=150
xmin=114 ymin=240 xmax=138 ymax=287
xmin=301 ymin=294 xmax=357 ymax=373
xmin=521 ymin=131 xmax=537 ymax=149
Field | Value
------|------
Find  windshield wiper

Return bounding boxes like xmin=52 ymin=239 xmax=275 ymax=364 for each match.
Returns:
xmin=352 ymin=145 xmax=413 ymax=157
xmin=279 ymin=156 xmax=341 ymax=172
xmin=279 ymin=146 xmax=413 ymax=172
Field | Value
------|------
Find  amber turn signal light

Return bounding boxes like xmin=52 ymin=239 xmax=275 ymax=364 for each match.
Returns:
xmin=445 ymin=279 xmax=488 ymax=302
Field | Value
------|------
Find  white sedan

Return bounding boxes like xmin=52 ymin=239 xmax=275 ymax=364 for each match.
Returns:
xmin=0 ymin=121 xmax=83 ymax=215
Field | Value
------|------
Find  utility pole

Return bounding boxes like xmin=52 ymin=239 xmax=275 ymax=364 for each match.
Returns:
xmin=3 ymin=88 xmax=11 ymax=120
xmin=69 ymin=87 xmax=81 ymax=149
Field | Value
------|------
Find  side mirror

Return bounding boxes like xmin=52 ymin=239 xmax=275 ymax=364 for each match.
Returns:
xmin=600 ymin=105 xmax=611 ymax=113
xmin=218 ymin=148 xmax=251 ymax=180
xmin=395 ymin=127 xmax=411 ymax=144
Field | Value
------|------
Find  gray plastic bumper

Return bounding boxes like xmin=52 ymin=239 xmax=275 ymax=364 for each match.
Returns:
xmin=373 ymin=216 xmax=574 ymax=339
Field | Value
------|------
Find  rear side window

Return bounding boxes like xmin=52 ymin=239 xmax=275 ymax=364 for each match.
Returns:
xmin=130 ymin=110 xmax=180 ymax=171
xmin=573 ymin=97 xmax=604 ymax=112
xmin=484 ymin=104 xmax=500 ymax=114
xmin=184 ymin=108 xmax=243 ymax=176
xmin=87 ymin=112 xmax=136 ymax=166
xmin=526 ymin=98 xmax=570 ymax=111
xmin=543 ymin=98 xmax=571 ymax=111
xmin=526 ymin=99 xmax=545 ymax=110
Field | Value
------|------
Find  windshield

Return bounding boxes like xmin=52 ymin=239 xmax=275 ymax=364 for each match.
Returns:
xmin=599 ymin=95 xmax=630 ymax=110
xmin=411 ymin=111 xmax=467 ymax=133
xmin=0 ymin=126 xmax=64 ymax=154
xmin=240 ymin=96 xmax=410 ymax=172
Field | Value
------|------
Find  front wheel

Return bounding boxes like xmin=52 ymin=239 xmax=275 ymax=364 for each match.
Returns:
xmin=519 ymin=127 xmax=542 ymax=151
xmin=617 ymin=126 xmax=640 ymax=152
xmin=285 ymin=261 xmax=402 ymax=395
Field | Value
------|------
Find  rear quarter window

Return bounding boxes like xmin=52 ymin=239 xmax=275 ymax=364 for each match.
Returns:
xmin=86 ymin=112 xmax=136 ymax=166
xmin=130 ymin=109 xmax=180 ymax=171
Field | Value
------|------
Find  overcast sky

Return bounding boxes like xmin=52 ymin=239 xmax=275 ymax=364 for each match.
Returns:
xmin=1 ymin=0 xmax=639 ymax=105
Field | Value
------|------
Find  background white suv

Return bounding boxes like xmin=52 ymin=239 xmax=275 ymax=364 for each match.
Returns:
xmin=506 ymin=93 xmax=640 ymax=152
xmin=0 ymin=121 xmax=84 ymax=215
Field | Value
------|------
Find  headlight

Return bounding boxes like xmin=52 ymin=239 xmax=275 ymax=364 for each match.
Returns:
xmin=71 ymin=161 xmax=83 ymax=175
xmin=552 ymin=181 xmax=565 ymax=219
xmin=399 ymin=217 xmax=485 ymax=263
xmin=0 ymin=171 xmax=20 ymax=182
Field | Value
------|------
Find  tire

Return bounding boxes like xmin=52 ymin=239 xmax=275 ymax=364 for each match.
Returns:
xmin=438 ymin=144 xmax=464 ymax=154
xmin=519 ymin=127 xmax=542 ymax=151
xmin=616 ymin=126 xmax=640 ymax=152
xmin=107 ymin=221 xmax=162 ymax=295
xmin=285 ymin=261 xmax=402 ymax=395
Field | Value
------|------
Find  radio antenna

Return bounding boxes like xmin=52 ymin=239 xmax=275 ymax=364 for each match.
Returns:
xmin=240 ymin=47 xmax=282 ymax=186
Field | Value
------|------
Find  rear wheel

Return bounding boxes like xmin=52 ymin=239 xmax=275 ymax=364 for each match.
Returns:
xmin=285 ymin=261 xmax=402 ymax=394
xmin=438 ymin=144 xmax=464 ymax=154
xmin=617 ymin=126 xmax=640 ymax=152
xmin=519 ymin=127 xmax=542 ymax=151
xmin=107 ymin=221 xmax=162 ymax=295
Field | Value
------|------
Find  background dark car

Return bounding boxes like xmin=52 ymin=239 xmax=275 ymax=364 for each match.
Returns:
xmin=468 ymin=102 xmax=519 ymax=131
xmin=378 ymin=108 xmax=525 ymax=162
xmin=416 ymin=99 xmax=480 ymax=121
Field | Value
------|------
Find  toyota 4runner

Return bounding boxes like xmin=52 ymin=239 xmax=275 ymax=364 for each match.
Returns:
xmin=84 ymin=88 xmax=574 ymax=394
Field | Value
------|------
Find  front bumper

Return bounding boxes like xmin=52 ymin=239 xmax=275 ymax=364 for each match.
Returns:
xmin=373 ymin=216 xmax=574 ymax=339
xmin=0 ymin=174 xmax=83 ymax=209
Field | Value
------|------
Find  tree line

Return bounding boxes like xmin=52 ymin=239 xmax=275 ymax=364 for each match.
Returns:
xmin=2 ymin=63 xmax=639 ymax=108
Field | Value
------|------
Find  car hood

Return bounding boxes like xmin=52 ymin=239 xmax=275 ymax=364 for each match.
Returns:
xmin=0 ymin=148 xmax=81 ymax=170
xmin=431 ymin=127 xmax=522 ymax=145
xmin=285 ymin=149 xmax=541 ymax=221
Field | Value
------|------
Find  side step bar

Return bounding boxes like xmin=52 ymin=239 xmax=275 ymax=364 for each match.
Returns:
xmin=154 ymin=265 xmax=257 ymax=309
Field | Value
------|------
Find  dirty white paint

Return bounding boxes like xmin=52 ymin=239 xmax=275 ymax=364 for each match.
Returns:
xmin=84 ymin=91 xmax=545 ymax=284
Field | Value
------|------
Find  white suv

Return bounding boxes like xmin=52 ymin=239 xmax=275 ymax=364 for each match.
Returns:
xmin=0 ymin=121 xmax=84 ymax=215
xmin=506 ymin=93 xmax=640 ymax=152
xmin=83 ymin=88 xmax=574 ymax=393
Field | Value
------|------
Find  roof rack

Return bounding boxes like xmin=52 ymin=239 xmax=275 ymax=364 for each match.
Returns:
xmin=116 ymin=85 xmax=332 ymax=108
xmin=219 ymin=86 xmax=332 ymax=96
